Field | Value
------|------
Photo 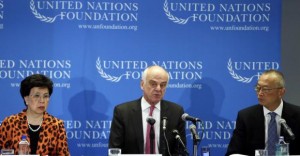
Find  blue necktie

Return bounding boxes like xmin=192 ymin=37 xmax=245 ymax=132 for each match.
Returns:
xmin=267 ymin=112 xmax=278 ymax=155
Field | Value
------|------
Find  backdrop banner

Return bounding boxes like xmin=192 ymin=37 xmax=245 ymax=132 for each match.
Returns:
xmin=0 ymin=0 xmax=281 ymax=155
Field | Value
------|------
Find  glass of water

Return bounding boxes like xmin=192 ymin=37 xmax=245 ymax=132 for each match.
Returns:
xmin=255 ymin=149 xmax=268 ymax=156
xmin=201 ymin=146 xmax=210 ymax=156
xmin=1 ymin=149 xmax=14 ymax=155
xmin=108 ymin=148 xmax=121 ymax=156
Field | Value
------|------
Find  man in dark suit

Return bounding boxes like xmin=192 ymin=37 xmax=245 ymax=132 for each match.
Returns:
xmin=226 ymin=70 xmax=300 ymax=156
xmin=109 ymin=65 xmax=186 ymax=156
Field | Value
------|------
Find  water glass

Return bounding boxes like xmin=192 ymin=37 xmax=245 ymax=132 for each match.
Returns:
xmin=108 ymin=148 xmax=121 ymax=156
xmin=255 ymin=149 xmax=268 ymax=156
xmin=1 ymin=149 xmax=14 ymax=155
xmin=201 ymin=146 xmax=210 ymax=156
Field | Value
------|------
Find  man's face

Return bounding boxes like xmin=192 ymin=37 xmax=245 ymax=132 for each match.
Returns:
xmin=256 ymin=74 xmax=285 ymax=111
xmin=141 ymin=68 xmax=168 ymax=105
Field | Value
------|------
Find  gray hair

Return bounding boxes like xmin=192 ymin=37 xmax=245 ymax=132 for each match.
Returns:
xmin=262 ymin=69 xmax=285 ymax=87
xmin=141 ymin=65 xmax=169 ymax=82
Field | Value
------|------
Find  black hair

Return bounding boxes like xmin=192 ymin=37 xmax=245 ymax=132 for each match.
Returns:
xmin=20 ymin=74 xmax=53 ymax=106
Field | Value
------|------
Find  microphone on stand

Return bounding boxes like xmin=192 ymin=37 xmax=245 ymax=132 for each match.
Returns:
xmin=162 ymin=117 xmax=167 ymax=131
xmin=189 ymin=124 xmax=200 ymax=156
xmin=182 ymin=113 xmax=202 ymax=123
xmin=162 ymin=117 xmax=172 ymax=156
xmin=279 ymin=118 xmax=296 ymax=140
xmin=189 ymin=124 xmax=200 ymax=141
xmin=172 ymin=129 xmax=189 ymax=155
xmin=146 ymin=116 xmax=156 ymax=154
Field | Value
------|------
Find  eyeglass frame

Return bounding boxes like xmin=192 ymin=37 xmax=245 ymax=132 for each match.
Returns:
xmin=29 ymin=94 xmax=50 ymax=101
xmin=254 ymin=85 xmax=283 ymax=94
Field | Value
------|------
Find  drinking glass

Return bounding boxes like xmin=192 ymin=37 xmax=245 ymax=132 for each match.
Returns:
xmin=1 ymin=149 xmax=14 ymax=155
xmin=255 ymin=149 xmax=268 ymax=156
xmin=108 ymin=148 xmax=121 ymax=156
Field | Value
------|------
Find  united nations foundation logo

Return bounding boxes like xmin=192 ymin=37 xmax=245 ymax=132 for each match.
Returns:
xmin=227 ymin=58 xmax=279 ymax=83
xmin=96 ymin=57 xmax=203 ymax=84
xmin=163 ymin=0 xmax=271 ymax=25
xmin=30 ymin=0 xmax=139 ymax=24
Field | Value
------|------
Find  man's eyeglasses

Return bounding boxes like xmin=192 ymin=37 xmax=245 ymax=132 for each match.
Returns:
xmin=254 ymin=86 xmax=282 ymax=94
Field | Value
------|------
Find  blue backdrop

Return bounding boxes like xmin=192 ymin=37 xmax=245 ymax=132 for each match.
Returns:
xmin=0 ymin=0 xmax=281 ymax=155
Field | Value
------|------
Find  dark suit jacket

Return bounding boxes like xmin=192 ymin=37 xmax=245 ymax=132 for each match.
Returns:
xmin=109 ymin=98 xmax=186 ymax=156
xmin=226 ymin=101 xmax=300 ymax=156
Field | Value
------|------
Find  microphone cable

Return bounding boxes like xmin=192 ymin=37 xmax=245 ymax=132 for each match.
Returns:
xmin=163 ymin=129 xmax=172 ymax=156
xmin=162 ymin=117 xmax=172 ymax=156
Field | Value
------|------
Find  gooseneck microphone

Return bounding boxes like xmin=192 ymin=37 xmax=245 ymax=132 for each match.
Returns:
xmin=181 ymin=113 xmax=201 ymax=122
xmin=279 ymin=118 xmax=296 ymax=140
xmin=189 ymin=125 xmax=200 ymax=141
xmin=162 ymin=117 xmax=171 ymax=156
xmin=162 ymin=117 xmax=167 ymax=131
xmin=172 ymin=129 xmax=189 ymax=155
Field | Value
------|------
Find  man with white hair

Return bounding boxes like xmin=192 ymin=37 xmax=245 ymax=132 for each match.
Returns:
xmin=109 ymin=65 xmax=186 ymax=156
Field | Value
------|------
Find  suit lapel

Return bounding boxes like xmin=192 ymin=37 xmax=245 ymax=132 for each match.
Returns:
xmin=255 ymin=105 xmax=266 ymax=146
xmin=132 ymin=100 xmax=144 ymax=153
xmin=281 ymin=102 xmax=294 ymax=125
xmin=159 ymin=100 xmax=169 ymax=153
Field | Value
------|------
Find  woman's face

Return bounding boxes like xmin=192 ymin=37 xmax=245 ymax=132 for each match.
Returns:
xmin=24 ymin=87 xmax=50 ymax=114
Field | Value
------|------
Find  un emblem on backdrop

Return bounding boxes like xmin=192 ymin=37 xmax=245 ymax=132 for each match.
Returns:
xmin=163 ymin=0 xmax=192 ymax=24
xmin=96 ymin=58 xmax=126 ymax=82
xmin=30 ymin=0 xmax=59 ymax=23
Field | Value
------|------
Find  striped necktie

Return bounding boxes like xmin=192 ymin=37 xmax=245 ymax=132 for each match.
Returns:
xmin=267 ymin=112 xmax=278 ymax=155
xmin=145 ymin=105 xmax=155 ymax=154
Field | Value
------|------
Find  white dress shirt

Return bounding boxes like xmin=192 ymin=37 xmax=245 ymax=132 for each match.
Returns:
xmin=263 ymin=99 xmax=283 ymax=147
xmin=141 ymin=97 xmax=161 ymax=154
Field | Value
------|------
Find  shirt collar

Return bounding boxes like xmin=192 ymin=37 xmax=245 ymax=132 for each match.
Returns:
xmin=141 ymin=97 xmax=161 ymax=111
xmin=263 ymin=99 xmax=283 ymax=117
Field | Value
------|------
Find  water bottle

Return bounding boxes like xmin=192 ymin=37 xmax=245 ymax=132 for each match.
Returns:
xmin=275 ymin=136 xmax=289 ymax=156
xmin=18 ymin=135 xmax=30 ymax=155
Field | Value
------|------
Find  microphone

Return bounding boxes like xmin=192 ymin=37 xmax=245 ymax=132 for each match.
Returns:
xmin=172 ymin=129 xmax=188 ymax=154
xmin=279 ymin=118 xmax=296 ymax=140
xmin=162 ymin=117 xmax=167 ymax=131
xmin=189 ymin=125 xmax=200 ymax=141
xmin=182 ymin=113 xmax=201 ymax=122
xmin=147 ymin=116 xmax=156 ymax=125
